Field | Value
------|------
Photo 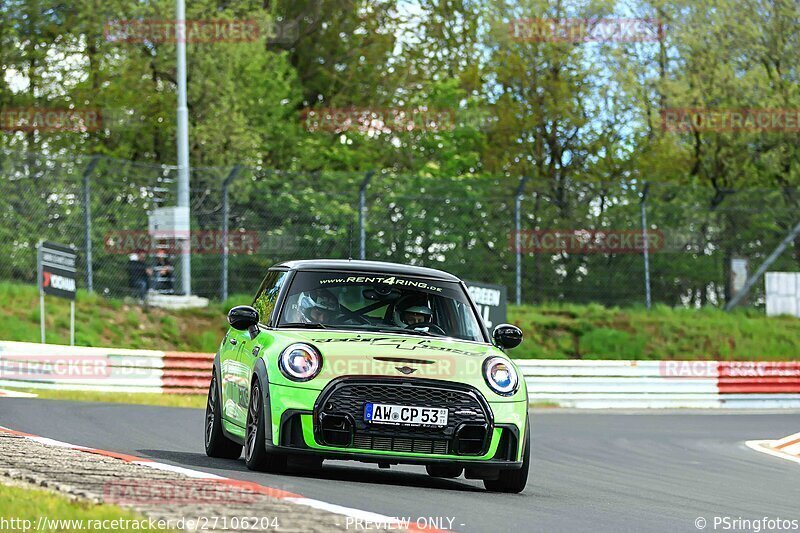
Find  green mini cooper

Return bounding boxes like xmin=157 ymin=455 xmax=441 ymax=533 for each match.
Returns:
xmin=205 ymin=260 xmax=529 ymax=492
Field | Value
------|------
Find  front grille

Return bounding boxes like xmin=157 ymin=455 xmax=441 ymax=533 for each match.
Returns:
xmin=353 ymin=434 xmax=449 ymax=455
xmin=315 ymin=378 xmax=492 ymax=455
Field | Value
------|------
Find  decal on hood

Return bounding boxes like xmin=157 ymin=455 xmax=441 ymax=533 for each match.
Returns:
xmin=310 ymin=336 xmax=485 ymax=357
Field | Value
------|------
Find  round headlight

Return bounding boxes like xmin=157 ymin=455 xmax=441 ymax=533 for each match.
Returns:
xmin=279 ymin=343 xmax=322 ymax=382
xmin=483 ymin=356 xmax=519 ymax=396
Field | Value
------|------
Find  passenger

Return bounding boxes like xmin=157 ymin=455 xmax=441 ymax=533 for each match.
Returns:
xmin=298 ymin=289 xmax=341 ymax=324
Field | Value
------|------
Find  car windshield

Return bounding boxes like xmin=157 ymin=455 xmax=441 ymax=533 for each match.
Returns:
xmin=277 ymin=270 xmax=485 ymax=342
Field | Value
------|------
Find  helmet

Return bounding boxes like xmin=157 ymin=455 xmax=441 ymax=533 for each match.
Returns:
xmin=393 ymin=297 xmax=433 ymax=327
xmin=298 ymin=289 xmax=340 ymax=323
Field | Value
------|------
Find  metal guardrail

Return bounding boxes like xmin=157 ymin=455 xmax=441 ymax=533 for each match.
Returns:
xmin=0 ymin=341 xmax=209 ymax=394
xmin=1 ymin=342 xmax=799 ymax=407
xmin=518 ymin=359 xmax=800 ymax=408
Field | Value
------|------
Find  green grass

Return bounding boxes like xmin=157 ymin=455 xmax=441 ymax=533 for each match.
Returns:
xmin=508 ymin=302 xmax=800 ymax=360
xmin=0 ymin=281 xmax=245 ymax=352
xmin=0 ymin=482 xmax=172 ymax=532
xmin=4 ymin=388 xmax=205 ymax=409
xmin=0 ymin=281 xmax=798 ymax=361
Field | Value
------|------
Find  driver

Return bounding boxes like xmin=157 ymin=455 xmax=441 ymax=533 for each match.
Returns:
xmin=394 ymin=298 xmax=434 ymax=328
xmin=298 ymin=289 xmax=340 ymax=324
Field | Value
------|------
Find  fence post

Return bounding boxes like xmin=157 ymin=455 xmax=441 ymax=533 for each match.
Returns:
xmin=220 ymin=164 xmax=242 ymax=302
xmin=359 ymin=171 xmax=374 ymax=260
xmin=640 ymin=181 xmax=652 ymax=310
xmin=725 ymin=218 xmax=800 ymax=311
xmin=82 ymin=155 xmax=100 ymax=292
xmin=514 ymin=176 xmax=530 ymax=306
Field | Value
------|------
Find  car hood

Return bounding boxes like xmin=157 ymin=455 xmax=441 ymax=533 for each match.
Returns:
xmin=267 ymin=329 xmax=526 ymax=402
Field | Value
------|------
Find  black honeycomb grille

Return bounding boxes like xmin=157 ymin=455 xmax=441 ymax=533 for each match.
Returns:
xmin=315 ymin=378 xmax=492 ymax=452
xmin=352 ymin=434 xmax=449 ymax=455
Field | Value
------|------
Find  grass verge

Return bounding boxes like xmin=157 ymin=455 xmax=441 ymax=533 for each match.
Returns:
xmin=0 ymin=482 xmax=171 ymax=532
xmin=2 ymin=388 xmax=205 ymax=409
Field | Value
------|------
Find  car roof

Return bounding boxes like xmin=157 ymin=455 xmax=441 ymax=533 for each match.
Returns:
xmin=273 ymin=259 xmax=461 ymax=282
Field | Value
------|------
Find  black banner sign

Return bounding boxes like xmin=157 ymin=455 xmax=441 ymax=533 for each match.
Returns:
xmin=39 ymin=241 xmax=77 ymax=300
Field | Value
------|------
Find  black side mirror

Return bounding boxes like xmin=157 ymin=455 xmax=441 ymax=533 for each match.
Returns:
xmin=493 ymin=324 xmax=523 ymax=349
xmin=228 ymin=305 xmax=259 ymax=331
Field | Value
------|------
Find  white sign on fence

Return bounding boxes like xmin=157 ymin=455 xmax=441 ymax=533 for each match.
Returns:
xmin=765 ymin=272 xmax=800 ymax=317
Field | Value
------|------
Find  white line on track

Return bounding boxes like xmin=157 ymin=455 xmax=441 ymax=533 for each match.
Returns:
xmin=0 ymin=425 xmax=441 ymax=533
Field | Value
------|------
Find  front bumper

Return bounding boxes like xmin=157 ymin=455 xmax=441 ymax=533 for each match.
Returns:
xmin=267 ymin=378 xmax=527 ymax=468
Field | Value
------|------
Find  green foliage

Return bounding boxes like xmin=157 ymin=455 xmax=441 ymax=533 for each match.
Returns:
xmin=0 ymin=282 xmax=797 ymax=361
xmin=0 ymin=0 xmax=799 ymax=308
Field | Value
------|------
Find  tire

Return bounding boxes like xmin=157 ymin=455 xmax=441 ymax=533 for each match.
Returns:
xmin=244 ymin=380 xmax=287 ymax=472
xmin=204 ymin=373 xmax=242 ymax=459
xmin=483 ymin=416 xmax=530 ymax=493
xmin=426 ymin=464 xmax=463 ymax=479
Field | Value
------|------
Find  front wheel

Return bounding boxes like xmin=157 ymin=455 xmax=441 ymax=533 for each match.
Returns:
xmin=204 ymin=373 xmax=242 ymax=459
xmin=244 ymin=380 xmax=287 ymax=472
xmin=483 ymin=417 xmax=530 ymax=493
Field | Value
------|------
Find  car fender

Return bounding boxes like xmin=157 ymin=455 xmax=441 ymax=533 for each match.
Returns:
xmin=212 ymin=350 xmax=246 ymax=446
xmin=252 ymin=357 xmax=273 ymax=444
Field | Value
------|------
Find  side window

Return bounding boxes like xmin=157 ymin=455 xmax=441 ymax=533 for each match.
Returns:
xmin=252 ymin=271 xmax=288 ymax=324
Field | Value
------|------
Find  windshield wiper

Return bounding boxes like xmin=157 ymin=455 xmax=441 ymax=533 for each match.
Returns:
xmin=279 ymin=322 xmax=328 ymax=329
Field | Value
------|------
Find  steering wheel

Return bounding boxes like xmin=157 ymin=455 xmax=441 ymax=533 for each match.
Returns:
xmin=405 ymin=322 xmax=446 ymax=335
xmin=337 ymin=309 xmax=371 ymax=325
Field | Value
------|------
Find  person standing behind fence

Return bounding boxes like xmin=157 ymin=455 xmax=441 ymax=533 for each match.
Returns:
xmin=127 ymin=253 xmax=151 ymax=305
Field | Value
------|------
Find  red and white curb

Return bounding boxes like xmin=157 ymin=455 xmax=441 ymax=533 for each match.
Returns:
xmin=0 ymin=388 xmax=38 ymax=398
xmin=0 ymin=425 xmax=443 ymax=532
xmin=746 ymin=431 xmax=800 ymax=466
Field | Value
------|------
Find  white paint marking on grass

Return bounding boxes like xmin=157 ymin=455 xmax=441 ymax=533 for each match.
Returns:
xmin=0 ymin=389 xmax=38 ymax=398
xmin=745 ymin=439 xmax=800 ymax=466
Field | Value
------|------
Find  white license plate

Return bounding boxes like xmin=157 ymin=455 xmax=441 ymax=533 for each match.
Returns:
xmin=364 ymin=403 xmax=448 ymax=427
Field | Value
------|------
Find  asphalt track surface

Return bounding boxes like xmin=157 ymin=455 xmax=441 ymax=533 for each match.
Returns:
xmin=1 ymin=399 xmax=798 ymax=533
